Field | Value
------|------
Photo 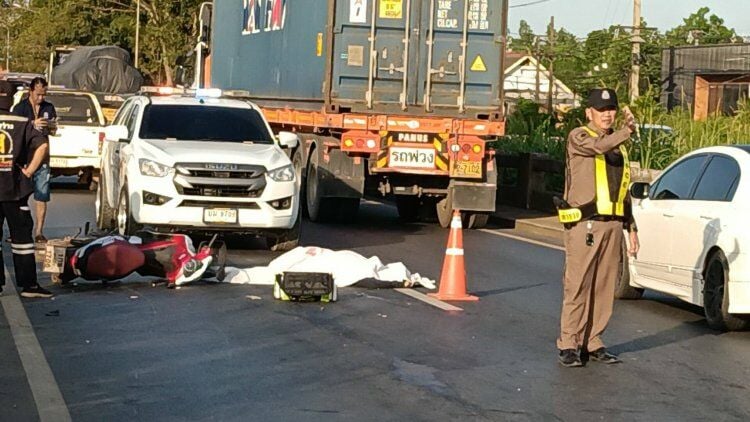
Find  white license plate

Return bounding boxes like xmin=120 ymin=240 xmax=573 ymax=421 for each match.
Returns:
xmin=50 ymin=157 xmax=69 ymax=167
xmin=389 ymin=147 xmax=435 ymax=169
xmin=203 ymin=208 xmax=238 ymax=224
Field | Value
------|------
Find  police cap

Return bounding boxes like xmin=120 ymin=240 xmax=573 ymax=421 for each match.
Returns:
xmin=587 ymin=88 xmax=619 ymax=111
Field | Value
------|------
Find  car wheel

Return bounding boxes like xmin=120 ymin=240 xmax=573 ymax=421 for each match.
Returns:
xmin=266 ymin=214 xmax=301 ymax=252
xmin=116 ymin=189 xmax=140 ymax=236
xmin=703 ymin=251 xmax=749 ymax=331
xmin=615 ymin=237 xmax=644 ymax=299
xmin=96 ymin=178 xmax=116 ymax=230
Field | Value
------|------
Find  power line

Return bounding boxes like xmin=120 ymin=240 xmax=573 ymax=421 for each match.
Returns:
xmin=509 ymin=0 xmax=552 ymax=9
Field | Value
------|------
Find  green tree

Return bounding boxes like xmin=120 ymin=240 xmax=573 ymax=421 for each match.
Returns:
xmin=665 ymin=7 xmax=738 ymax=46
xmin=510 ymin=20 xmax=536 ymax=53
xmin=7 ymin=0 xmax=203 ymax=85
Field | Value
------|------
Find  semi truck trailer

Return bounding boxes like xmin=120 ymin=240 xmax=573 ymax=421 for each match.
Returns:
xmin=192 ymin=0 xmax=507 ymax=228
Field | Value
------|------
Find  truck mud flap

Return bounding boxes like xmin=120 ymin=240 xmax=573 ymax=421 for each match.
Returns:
xmin=449 ymin=163 xmax=497 ymax=212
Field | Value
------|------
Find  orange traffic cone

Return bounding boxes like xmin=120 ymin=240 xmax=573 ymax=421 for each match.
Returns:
xmin=429 ymin=209 xmax=478 ymax=302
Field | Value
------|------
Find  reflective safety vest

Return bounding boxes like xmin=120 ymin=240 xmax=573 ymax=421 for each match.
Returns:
xmin=558 ymin=126 xmax=631 ymax=224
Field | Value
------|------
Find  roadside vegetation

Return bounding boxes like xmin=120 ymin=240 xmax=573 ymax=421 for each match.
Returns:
xmin=495 ymin=95 xmax=750 ymax=172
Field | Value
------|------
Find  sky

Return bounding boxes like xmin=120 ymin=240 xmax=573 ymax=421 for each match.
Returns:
xmin=508 ymin=0 xmax=750 ymax=38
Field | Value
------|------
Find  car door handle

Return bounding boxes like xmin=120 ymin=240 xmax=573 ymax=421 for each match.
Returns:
xmin=700 ymin=215 xmax=712 ymax=220
xmin=663 ymin=213 xmax=674 ymax=218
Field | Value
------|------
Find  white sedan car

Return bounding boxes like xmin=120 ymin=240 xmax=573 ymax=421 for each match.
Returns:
xmin=622 ymin=145 xmax=750 ymax=331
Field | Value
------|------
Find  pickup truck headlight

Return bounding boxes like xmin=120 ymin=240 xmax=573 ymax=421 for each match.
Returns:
xmin=268 ymin=164 xmax=295 ymax=182
xmin=139 ymin=159 xmax=172 ymax=177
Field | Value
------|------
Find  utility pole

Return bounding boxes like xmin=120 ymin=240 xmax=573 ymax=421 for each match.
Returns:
xmin=547 ymin=16 xmax=555 ymax=113
xmin=497 ymin=0 xmax=509 ymax=117
xmin=534 ymin=36 xmax=540 ymax=103
xmin=629 ymin=0 xmax=642 ymax=102
xmin=135 ymin=0 xmax=140 ymax=69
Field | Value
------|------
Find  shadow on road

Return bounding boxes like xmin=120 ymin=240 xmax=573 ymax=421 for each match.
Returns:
xmin=474 ymin=282 xmax=548 ymax=298
xmin=610 ymin=320 xmax=717 ymax=354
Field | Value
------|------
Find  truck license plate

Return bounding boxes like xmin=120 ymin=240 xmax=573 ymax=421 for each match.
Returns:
xmin=389 ymin=147 xmax=435 ymax=169
xmin=203 ymin=208 xmax=238 ymax=224
xmin=50 ymin=157 xmax=69 ymax=167
xmin=453 ymin=161 xmax=482 ymax=178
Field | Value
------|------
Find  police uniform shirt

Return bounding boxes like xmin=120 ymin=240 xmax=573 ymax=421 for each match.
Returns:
xmin=0 ymin=113 xmax=47 ymax=201
xmin=564 ymin=123 xmax=631 ymax=209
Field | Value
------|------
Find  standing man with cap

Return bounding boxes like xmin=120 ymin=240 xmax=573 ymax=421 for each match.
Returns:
xmin=0 ymin=80 xmax=53 ymax=298
xmin=12 ymin=76 xmax=56 ymax=243
xmin=555 ymin=88 xmax=639 ymax=367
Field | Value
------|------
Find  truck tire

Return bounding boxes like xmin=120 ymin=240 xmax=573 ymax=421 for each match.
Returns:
xmin=116 ymin=189 xmax=140 ymax=236
xmin=703 ymin=251 xmax=749 ymax=331
xmin=614 ymin=238 xmax=643 ymax=300
xmin=292 ymin=148 xmax=307 ymax=217
xmin=266 ymin=214 xmax=301 ymax=252
xmin=463 ymin=213 xmax=489 ymax=229
xmin=396 ymin=196 xmax=420 ymax=222
xmin=436 ymin=192 xmax=488 ymax=229
xmin=96 ymin=178 xmax=115 ymax=230
xmin=305 ymin=147 xmax=335 ymax=222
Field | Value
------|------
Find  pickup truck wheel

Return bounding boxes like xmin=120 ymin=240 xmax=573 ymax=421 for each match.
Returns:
xmin=305 ymin=148 xmax=335 ymax=222
xmin=117 ymin=190 xmax=140 ymax=236
xmin=96 ymin=179 xmax=115 ymax=230
xmin=266 ymin=214 xmax=301 ymax=252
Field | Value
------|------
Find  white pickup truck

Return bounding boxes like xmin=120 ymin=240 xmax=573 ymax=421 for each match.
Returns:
xmin=14 ymin=88 xmax=107 ymax=187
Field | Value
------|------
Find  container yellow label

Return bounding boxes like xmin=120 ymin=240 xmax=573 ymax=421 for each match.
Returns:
xmin=470 ymin=55 xmax=487 ymax=72
xmin=316 ymin=33 xmax=323 ymax=57
xmin=379 ymin=0 xmax=402 ymax=19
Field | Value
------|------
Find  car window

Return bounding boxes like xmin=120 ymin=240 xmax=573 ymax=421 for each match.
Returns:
xmin=47 ymin=93 xmax=101 ymax=126
xmin=124 ymin=104 xmax=141 ymax=141
xmin=692 ymin=155 xmax=741 ymax=201
xmin=650 ymin=155 xmax=707 ymax=200
xmin=138 ymin=105 xmax=274 ymax=143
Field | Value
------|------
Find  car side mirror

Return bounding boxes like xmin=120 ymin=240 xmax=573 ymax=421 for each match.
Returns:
xmin=277 ymin=131 xmax=299 ymax=149
xmin=630 ymin=182 xmax=650 ymax=200
xmin=104 ymin=125 xmax=129 ymax=143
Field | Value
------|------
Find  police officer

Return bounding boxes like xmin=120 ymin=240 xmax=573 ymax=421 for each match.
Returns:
xmin=0 ymin=81 xmax=53 ymax=298
xmin=556 ymin=88 xmax=639 ymax=367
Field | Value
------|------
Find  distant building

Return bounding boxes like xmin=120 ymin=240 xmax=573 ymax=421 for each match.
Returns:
xmin=503 ymin=52 xmax=579 ymax=112
xmin=661 ymin=43 xmax=750 ymax=120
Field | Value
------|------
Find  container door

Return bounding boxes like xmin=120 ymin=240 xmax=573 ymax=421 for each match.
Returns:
xmin=331 ymin=0 xmax=421 ymax=110
xmin=418 ymin=0 xmax=502 ymax=115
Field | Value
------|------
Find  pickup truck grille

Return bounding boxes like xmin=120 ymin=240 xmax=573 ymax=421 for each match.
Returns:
xmin=174 ymin=163 xmax=266 ymax=198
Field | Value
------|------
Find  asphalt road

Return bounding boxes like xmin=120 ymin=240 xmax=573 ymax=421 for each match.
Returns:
xmin=1 ymin=185 xmax=749 ymax=421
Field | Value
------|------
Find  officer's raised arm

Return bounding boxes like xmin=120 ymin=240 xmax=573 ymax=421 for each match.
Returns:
xmin=568 ymin=126 xmax=632 ymax=156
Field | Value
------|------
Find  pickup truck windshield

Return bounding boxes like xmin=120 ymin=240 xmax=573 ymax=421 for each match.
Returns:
xmin=47 ymin=93 xmax=101 ymax=126
xmin=139 ymin=104 xmax=274 ymax=143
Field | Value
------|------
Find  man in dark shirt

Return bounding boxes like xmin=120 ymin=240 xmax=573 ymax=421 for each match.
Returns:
xmin=12 ymin=77 xmax=56 ymax=243
xmin=0 ymin=81 xmax=52 ymax=298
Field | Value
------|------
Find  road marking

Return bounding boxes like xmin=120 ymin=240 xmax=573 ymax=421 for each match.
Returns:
xmin=1 ymin=269 xmax=72 ymax=422
xmin=394 ymin=288 xmax=464 ymax=311
xmin=478 ymin=229 xmax=565 ymax=251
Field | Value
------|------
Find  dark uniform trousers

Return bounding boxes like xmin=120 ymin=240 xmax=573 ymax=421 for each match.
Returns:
xmin=0 ymin=197 xmax=38 ymax=289
xmin=557 ymin=219 xmax=623 ymax=352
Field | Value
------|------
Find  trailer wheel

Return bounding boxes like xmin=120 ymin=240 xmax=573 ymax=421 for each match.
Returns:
xmin=464 ymin=213 xmax=489 ymax=229
xmin=436 ymin=195 xmax=453 ymax=228
xmin=436 ymin=192 xmax=488 ymax=229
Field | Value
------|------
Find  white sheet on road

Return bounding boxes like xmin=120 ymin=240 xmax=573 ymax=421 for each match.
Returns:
xmin=224 ymin=246 xmax=436 ymax=289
